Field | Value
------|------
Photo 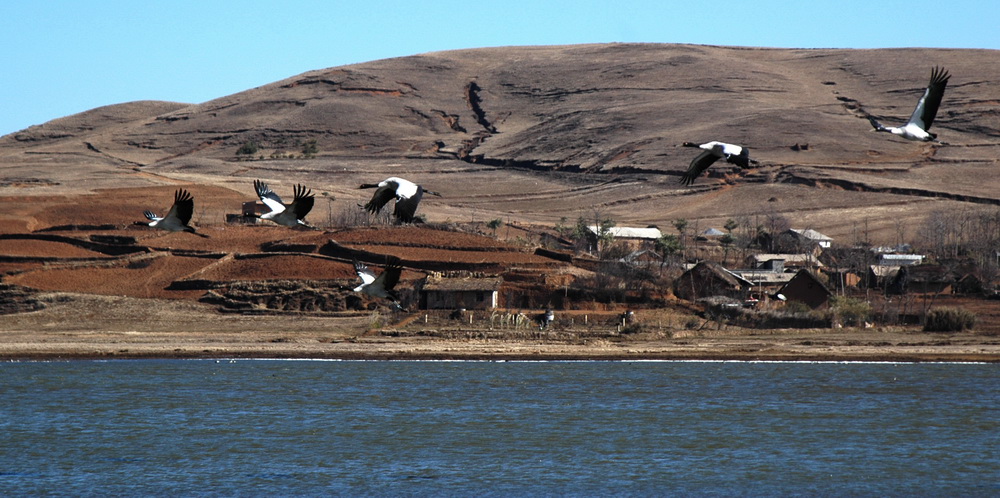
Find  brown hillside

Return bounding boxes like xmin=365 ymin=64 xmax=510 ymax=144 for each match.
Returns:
xmin=2 ymin=44 xmax=999 ymax=247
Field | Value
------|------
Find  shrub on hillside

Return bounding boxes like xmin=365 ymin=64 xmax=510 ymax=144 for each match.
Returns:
xmin=923 ymin=307 xmax=976 ymax=332
xmin=236 ymin=140 xmax=259 ymax=156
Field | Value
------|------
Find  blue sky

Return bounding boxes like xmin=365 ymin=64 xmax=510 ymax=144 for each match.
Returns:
xmin=2 ymin=0 xmax=997 ymax=137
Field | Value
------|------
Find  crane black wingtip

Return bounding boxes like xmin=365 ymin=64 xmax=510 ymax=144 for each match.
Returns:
xmin=254 ymin=179 xmax=270 ymax=197
xmin=930 ymin=66 xmax=950 ymax=84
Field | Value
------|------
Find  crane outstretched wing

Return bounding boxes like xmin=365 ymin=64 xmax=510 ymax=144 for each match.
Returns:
xmin=363 ymin=182 xmax=397 ymax=215
xmin=908 ymin=66 xmax=950 ymax=132
xmin=680 ymin=150 xmax=722 ymax=186
xmin=254 ymin=180 xmax=287 ymax=214
xmin=289 ymin=184 xmax=315 ymax=220
xmin=167 ymin=189 xmax=195 ymax=225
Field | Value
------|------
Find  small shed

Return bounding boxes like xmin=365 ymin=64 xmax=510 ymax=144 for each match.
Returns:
xmin=776 ymin=269 xmax=832 ymax=309
xmin=419 ymin=274 xmax=503 ymax=310
xmin=227 ymin=201 xmax=266 ymax=224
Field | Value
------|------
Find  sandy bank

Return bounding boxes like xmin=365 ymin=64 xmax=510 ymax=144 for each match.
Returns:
xmin=2 ymin=295 xmax=998 ymax=363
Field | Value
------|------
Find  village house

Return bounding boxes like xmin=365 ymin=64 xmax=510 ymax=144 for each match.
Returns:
xmin=419 ymin=273 xmax=503 ymax=310
xmin=674 ymin=261 xmax=752 ymax=301
xmin=956 ymin=273 xmax=985 ymax=295
xmin=871 ymin=244 xmax=913 ymax=254
xmin=817 ymin=247 xmax=872 ymax=290
xmin=887 ymin=264 xmax=954 ymax=295
xmin=821 ymin=267 xmax=864 ymax=293
xmin=819 ymin=247 xmax=870 ymax=267
xmin=728 ymin=256 xmax=827 ymax=296
xmin=785 ymin=228 xmax=833 ymax=249
xmin=587 ymin=225 xmax=662 ymax=252
xmin=619 ymin=249 xmax=664 ymax=268
xmin=857 ymin=254 xmax=925 ymax=291
xmin=729 ymin=267 xmax=796 ymax=295
xmin=747 ymin=254 xmax=824 ymax=271
xmin=775 ymin=269 xmax=833 ymax=309
xmin=877 ymin=253 xmax=924 ymax=266
xmin=869 ymin=265 xmax=901 ymax=289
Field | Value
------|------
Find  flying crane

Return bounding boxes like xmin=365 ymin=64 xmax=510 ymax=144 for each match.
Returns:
xmin=867 ymin=66 xmax=951 ymax=142
xmin=679 ymin=141 xmax=755 ymax=185
xmin=359 ymin=177 xmax=440 ymax=224
xmin=353 ymin=256 xmax=406 ymax=311
xmin=253 ymin=180 xmax=315 ymax=228
xmin=143 ymin=188 xmax=208 ymax=237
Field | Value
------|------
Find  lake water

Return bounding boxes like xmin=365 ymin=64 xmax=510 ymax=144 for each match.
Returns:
xmin=1 ymin=360 xmax=998 ymax=496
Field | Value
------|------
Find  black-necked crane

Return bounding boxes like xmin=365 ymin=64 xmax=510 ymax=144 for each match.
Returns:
xmin=536 ymin=309 xmax=555 ymax=330
xmin=353 ymin=256 xmax=406 ymax=311
xmin=143 ymin=189 xmax=208 ymax=237
xmin=867 ymin=66 xmax=951 ymax=142
xmin=359 ymin=177 xmax=440 ymax=224
xmin=253 ymin=180 xmax=315 ymax=228
xmin=679 ymin=141 xmax=755 ymax=185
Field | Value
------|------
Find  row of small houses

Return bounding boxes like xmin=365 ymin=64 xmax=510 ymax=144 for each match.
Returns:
xmin=672 ymin=242 xmax=987 ymax=311
xmin=672 ymin=256 xmax=984 ymax=311
xmin=595 ymin=224 xmax=985 ymax=310
xmin=674 ymin=261 xmax=832 ymax=309
xmin=587 ymin=225 xmax=835 ymax=252
xmin=418 ymin=226 xmax=984 ymax=312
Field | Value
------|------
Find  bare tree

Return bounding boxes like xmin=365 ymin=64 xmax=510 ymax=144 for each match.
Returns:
xmin=762 ymin=209 xmax=791 ymax=252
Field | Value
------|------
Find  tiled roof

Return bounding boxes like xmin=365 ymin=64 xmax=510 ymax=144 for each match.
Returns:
xmin=422 ymin=276 xmax=503 ymax=292
xmin=588 ymin=226 xmax=662 ymax=239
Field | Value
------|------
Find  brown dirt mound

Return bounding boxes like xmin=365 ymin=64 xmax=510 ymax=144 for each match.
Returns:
xmin=192 ymin=254 xmax=357 ymax=282
xmin=5 ymin=255 xmax=213 ymax=299
xmin=0 ymin=262 xmax=44 ymax=275
xmin=333 ymin=226 xmax=521 ymax=250
xmin=346 ymin=244 xmax=556 ymax=265
xmin=0 ymin=238 xmax=107 ymax=258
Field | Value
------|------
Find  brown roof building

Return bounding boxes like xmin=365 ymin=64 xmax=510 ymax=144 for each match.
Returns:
xmin=776 ymin=269 xmax=832 ymax=309
xmin=419 ymin=273 xmax=503 ymax=310
xmin=675 ymin=261 xmax=752 ymax=301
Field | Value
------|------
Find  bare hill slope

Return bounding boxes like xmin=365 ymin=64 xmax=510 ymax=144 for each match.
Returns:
xmin=2 ymin=43 xmax=999 ymax=243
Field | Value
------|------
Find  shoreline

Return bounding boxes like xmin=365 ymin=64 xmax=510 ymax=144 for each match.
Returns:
xmin=7 ymin=354 xmax=998 ymax=363
xmin=3 ymin=296 xmax=999 ymax=363
xmin=4 ymin=337 xmax=999 ymax=363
